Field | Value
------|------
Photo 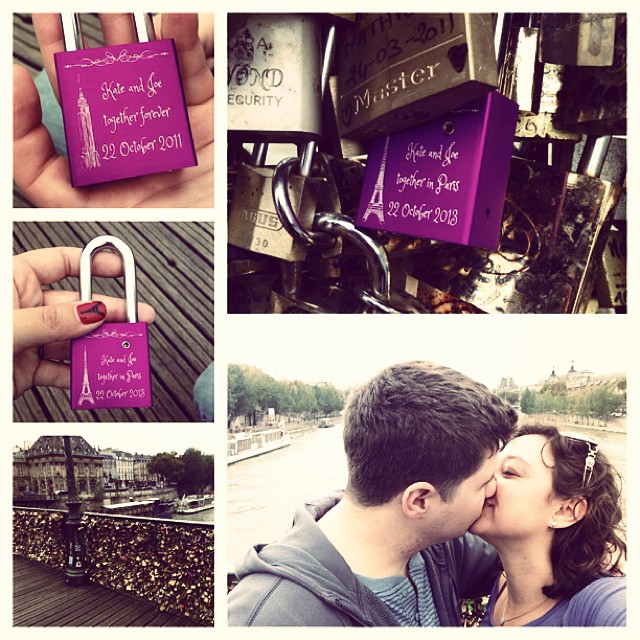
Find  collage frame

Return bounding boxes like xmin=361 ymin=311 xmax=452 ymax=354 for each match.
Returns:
xmin=4 ymin=1 xmax=638 ymax=637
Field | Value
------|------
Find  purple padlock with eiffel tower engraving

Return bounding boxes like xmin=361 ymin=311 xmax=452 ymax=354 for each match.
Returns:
xmin=70 ymin=236 xmax=152 ymax=410
xmin=356 ymin=90 xmax=518 ymax=250
xmin=54 ymin=13 xmax=196 ymax=188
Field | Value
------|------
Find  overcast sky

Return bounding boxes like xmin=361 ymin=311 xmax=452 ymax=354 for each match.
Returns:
xmin=225 ymin=314 xmax=630 ymax=391
xmin=12 ymin=425 xmax=214 ymax=457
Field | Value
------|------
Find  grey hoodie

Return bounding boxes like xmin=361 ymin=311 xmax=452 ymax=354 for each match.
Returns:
xmin=228 ymin=493 xmax=499 ymax=626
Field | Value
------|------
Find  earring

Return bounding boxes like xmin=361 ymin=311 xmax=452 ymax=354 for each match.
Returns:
xmin=550 ymin=519 xmax=557 ymax=528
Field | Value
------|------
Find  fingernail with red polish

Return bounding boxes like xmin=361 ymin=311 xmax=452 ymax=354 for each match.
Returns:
xmin=76 ymin=301 xmax=107 ymax=324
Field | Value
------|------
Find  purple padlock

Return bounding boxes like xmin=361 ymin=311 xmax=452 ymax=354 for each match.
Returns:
xmin=356 ymin=90 xmax=518 ymax=250
xmin=54 ymin=14 xmax=197 ymax=187
xmin=70 ymin=236 xmax=152 ymax=410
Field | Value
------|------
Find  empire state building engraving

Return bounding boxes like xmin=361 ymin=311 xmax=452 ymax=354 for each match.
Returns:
xmin=76 ymin=76 xmax=101 ymax=171
xmin=363 ymin=135 xmax=390 ymax=224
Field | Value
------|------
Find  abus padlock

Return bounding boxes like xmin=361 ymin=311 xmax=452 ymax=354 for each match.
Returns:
xmin=70 ymin=236 xmax=152 ymax=409
xmin=337 ymin=13 xmax=499 ymax=142
xmin=228 ymin=14 xmax=322 ymax=142
xmin=54 ymin=13 xmax=197 ymax=187
xmin=227 ymin=158 xmax=325 ymax=262
xmin=356 ymin=90 xmax=518 ymax=250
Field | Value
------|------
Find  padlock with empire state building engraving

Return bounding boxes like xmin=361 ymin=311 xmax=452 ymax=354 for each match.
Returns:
xmin=70 ymin=236 xmax=152 ymax=410
xmin=355 ymin=90 xmax=518 ymax=250
xmin=336 ymin=13 xmax=499 ymax=142
xmin=54 ymin=13 xmax=196 ymax=187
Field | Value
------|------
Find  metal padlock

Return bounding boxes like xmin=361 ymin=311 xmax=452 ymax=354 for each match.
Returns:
xmin=405 ymin=136 xmax=624 ymax=313
xmin=557 ymin=13 xmax=626 ymax=135
xmin=404 ymin=275 xmax=484 ymax=313
xmin=495 ymin=14 xmax=580 ymax=141
xmin=499 ymin=19 xmax=543 ymax=114
xmin=70 ymin=236 xmax=152 ymax=409
xmin=270 ymin=212 xmax=428 ymax=313
xmin=539 ymin=14 xmax=617 ymax=66
xmin=337 ymin=13 xmax=498 ymax=141
xmin=54 ymin=13 xmax=197 ymax=187
xmin=355 ymin=90 xmax=518 ymax=250
xmin=227 ymin=14 xmax=323 ymax=142
xmin=594 ymin=227 xmax=626 ymax=309
xmin=227 ymin=149 xmax=325 ymax=261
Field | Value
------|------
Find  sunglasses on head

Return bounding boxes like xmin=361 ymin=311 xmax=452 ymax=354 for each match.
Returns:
xmin=559 ymin=431 xmax=599 ymax=488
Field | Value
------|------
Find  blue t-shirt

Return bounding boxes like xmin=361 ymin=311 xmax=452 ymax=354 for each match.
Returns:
xmin=357 ymin=553 xmax=440 ymax=626
xmin=481 ymin=576 xmax=626 ymax=626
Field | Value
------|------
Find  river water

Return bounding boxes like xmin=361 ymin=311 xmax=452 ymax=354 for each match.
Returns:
xmin=227 ymin=423 xmax=627 ymax=568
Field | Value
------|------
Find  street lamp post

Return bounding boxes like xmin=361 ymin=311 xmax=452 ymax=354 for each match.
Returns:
xmin=63 ymin=436 xmax=88 ymax=585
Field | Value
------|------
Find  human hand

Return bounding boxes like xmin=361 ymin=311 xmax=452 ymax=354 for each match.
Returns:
xmin=13 ymin=13 xmax=214 ymax=208
xmin=154 ymin=13 xmax=214 ymax=72
xmin=13 ymin=247 xmax=156 ymax=398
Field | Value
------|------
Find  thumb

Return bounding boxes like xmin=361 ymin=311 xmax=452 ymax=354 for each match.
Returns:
xmin=14 ymin=301 xmax=107 ymax=354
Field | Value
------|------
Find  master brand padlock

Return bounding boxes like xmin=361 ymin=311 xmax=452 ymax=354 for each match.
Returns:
xmin=355 ymin=90 xmax=518 ymax=250
xmin=70 ymin=236 xmax=152 ymax=409
xmin=337 ymin=13 xmax=499 ymax=141
xmin=228 ymin=14 xmax=323 ymax=142
xmin=55 ymin=13 xmax=197 ymax=187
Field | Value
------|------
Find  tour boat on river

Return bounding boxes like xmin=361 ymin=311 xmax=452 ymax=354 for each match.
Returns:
xmin=176 ymin=494 xmax=215 ymax=514
xmin=227 ymin=428 xmax=291 ymax=464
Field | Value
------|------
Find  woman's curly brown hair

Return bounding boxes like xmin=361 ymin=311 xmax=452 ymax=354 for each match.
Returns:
xmin=516 ymin=424 xmax=626 ymax=599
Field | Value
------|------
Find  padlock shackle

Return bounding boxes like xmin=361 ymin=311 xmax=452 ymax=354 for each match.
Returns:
xmin=60 ymin=13 xmax=84 ymax=51
xmin=314 ymin=212 xmax=393 ymax=308
xmin=79 ymin=235 xmax=138 ymax=322
xmin=134 ymin=13 xmax=156 ymax=43
xmin=251 ymin=142 xmax=269 ymax=168
xmin=272 ymin=157 xmax=336 ymax=250
xmin=299 ymin=21 xmax=337 ymax=178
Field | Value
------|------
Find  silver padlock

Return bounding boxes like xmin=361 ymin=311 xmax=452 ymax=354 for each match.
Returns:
xmin=228 ymin=14 xmax=323 ymax=142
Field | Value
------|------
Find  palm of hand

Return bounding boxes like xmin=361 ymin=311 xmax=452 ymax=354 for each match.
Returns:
xmin=13 ymin=13 xmax=214 ymax=208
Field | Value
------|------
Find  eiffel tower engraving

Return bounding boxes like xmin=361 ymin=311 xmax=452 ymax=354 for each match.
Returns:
xmin=77 ymin=347 xmax=95 ymax=406
xmin=363 ymin=135 xmax=390 ymax=224
xmin=76 ymin=75 xmax=101 ymax=170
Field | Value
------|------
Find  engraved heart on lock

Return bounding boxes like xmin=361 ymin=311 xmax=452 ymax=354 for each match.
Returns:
xmin=54 ymin=13 xmax=197 ymax=187
xmin=337 ymin=13 xmax=499 ymax=141
xmin=70 ymin=236 xmax=152 ymax=410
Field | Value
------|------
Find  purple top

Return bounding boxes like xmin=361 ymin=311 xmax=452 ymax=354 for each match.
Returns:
xmin=481 ymin=576 xmax=626 ymax=626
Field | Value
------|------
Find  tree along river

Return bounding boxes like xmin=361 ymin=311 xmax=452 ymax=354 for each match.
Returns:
xmin=227 ymin=423 xmax=626 ymax=569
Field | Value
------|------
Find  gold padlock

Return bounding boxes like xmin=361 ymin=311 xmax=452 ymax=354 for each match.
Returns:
xmin=228 ymin=160 xmax=325 ymax=262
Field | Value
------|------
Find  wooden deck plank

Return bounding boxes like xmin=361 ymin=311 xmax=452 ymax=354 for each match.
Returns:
xmin=13 ymin=556 xmax=205 ymax=627
xmin=13 ymin=221 xmax=214 ymax=423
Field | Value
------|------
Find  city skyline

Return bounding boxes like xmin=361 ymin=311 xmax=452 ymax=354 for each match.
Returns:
xmin=227 ymin=315 xmax=628 ymax=392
